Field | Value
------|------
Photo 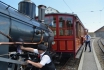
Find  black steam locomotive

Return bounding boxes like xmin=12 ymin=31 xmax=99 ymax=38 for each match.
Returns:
xmin=0 ymin=0 xmax=54 ymax=70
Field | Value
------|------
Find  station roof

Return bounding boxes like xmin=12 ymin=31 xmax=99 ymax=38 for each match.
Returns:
xmin=95 ymin=26 xmax=104 ymax=33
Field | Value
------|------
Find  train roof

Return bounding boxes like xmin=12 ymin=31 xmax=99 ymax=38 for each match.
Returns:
xmin=45 ymin=13 xmax=77 ymax=16
xmin=44 ymin=13 xmax=86 ymax=29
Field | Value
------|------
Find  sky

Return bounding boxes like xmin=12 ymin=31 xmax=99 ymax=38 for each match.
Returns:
xmin=1 ymin=0 xmax=104 ymax=32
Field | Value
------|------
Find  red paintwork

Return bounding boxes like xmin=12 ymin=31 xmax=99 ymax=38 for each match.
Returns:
xmin=44 ymin=13 xmax=86 ymax=57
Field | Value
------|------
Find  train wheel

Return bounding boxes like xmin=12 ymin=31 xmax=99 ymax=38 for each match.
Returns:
xmin=54 ymin=52 xmax=63 ymax=64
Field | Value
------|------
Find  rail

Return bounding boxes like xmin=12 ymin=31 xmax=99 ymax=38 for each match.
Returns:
xmin=0 ymin=30 xmax=44 ymax=45
xmin=98 ymin=38 xmax=104 ymax=53
xmin=56 ymin=57 xmax=79 ymax=70
xmin=61 ymin=58 xmax=79 ymax=70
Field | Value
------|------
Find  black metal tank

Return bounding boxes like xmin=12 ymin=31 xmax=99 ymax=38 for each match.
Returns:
xmin=0 ymin=0 xmax=54 ymax=70
xmin=0 ymin=0 xmax=54 ymax=50
xmin=18 ymin=0 xmax=36 ymax=19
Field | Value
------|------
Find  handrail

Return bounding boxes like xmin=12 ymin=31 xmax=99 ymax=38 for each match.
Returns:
xmin=0 ymin=42 xmax=39 ymax=45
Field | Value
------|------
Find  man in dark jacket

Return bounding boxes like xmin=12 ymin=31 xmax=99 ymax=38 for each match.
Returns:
xmin=20 ymin=44 xmax=56 ymax=70
xmin=84 ymin=33 xmax=91 ymax=52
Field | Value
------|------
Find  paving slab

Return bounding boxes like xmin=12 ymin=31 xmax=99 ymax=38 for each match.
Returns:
xmin=78 ymin=39 xmax=102 ymax=70
xmin=82 ymin=51 xmax=97 ymax=70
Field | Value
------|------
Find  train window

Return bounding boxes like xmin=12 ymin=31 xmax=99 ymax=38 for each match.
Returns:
xmin=58 ymin=16 xmax=65 ymax=36
xmin=76 ymin=22 xmax=78 ymax=37
xmin=44 ymin=17 xmax=50 ymax=25
xmin=65 ymin=30 xmax=69 ymax=35
xmin=50 ymin=16 xmax=56 ymax=27
xmin=44 ymin=16 xmax=56 ymax=27
xmin=76 ymin=22 xmax=81 ymax=38
xmin=69 ymin=30 xmax=73 ymax=35
xmin=66 ymin=16 xmax=73 ymax=28
xmin=59 ymin=29 xmax=64 ymax=36
xmin=58 ymin=16 xmax=73 ymax=36
xmin=66 ymin=20 xmax=73 ymax=27
xmin=51 ymin=16 xmax=56 ymax=36
xmin=65 ymin=30 xmax=73 ymax=36
xmin=65 ymin=16 xmax=73 ymax=36
xmin=53 ymin=30 xmax=56 ymax=36
xmin=45 ymin=16 xmax=57 ymax=36
xmin=59 ymin=20 xmax=65 ymax=28
xmin=59 ymin=17 xmax=65 ymax=28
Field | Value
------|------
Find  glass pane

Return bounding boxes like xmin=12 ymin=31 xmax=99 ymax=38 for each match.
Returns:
xmin=59 ymin=16 xmax=65 ymax=28
xmin=58 ymin=16 xmax=65 ymax=36
xmin=65 ymin=29 xmax=73 ymax=36
xmin=50 ymin=16 xmax=56 ymax=27
xmin=59 ymin=21 xmax=65 ymax=28
xmin=65 ymin=30 xmax=69 ymax=35
xmin=66 ymin=17 xmax=73 ymax=28
xmin=44 ymin=17 xmax=50 ymax=24
xmin=65 ymin=16 xmax=73 ymax=36
xmin=66 ymin=17 xmax=73 ymax=23
xmin=59 ymin=29 xmax=64 ymax=36
xmin=69 ymin=30 xmax=73 ymax=35
xmin=44 ymin=16 xmax=56 ymax=27
xmin=51 ymin=27 xmax=56 ymax=36
xmin=53 ymin=30 xmax=56 ymax=36
xmin=45 ymin=16 xmax=56 ymax=36
xmin=51 ymin=16 xmax=56 ymax=36
xmin=66 ymin=20 xmax=72 ymax=27
xmin=76 ymin=22 xmax=78 ymax=37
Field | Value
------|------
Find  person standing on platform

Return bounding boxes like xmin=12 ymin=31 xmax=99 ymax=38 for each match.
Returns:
xmin=84 ymin=33 xmax=91 ymax=52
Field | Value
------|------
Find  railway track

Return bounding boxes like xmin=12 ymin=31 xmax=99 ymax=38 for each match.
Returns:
xmin=55 ymin=38 xmax=104 ymax=70
xmin=98 ymin=38 xmax=104 ymax=53
xmin=55 ymin=45 xmax=84 ymax=70
xmin=55 ymin=57 xmax=80 ymax=70
xmin=94 ymin=38 xmax=104 ymax=70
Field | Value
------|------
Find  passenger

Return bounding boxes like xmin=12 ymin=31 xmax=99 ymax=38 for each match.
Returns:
xmin=20 ymin=44 xmax=56 ymax=70
xmin=84 ymin=33 xmax=91 ymax=52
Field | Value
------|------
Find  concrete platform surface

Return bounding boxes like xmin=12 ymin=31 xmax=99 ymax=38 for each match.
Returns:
xmin=78 ymin=39 xmax=102 ymax=70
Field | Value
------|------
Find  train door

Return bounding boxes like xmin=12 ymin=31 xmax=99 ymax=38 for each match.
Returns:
xmin=56 ymin=15 xmax=74 ymax=51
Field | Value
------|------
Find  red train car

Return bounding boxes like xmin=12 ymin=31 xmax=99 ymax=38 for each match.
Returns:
xmin=44 ymin=13 xmax=86 ymax=59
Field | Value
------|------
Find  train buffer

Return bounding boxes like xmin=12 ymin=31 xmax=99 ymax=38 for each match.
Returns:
xmin=78 ymin=39 xmax=102 ymax=70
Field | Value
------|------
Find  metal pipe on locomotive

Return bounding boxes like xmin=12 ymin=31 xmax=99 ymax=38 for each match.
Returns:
xmin=0 ymin=0 xmax=54 ymax=70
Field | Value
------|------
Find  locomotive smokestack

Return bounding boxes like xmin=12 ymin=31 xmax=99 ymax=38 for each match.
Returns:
xmin=18 ymin=0 xmax=36 ymax=19
xmin=38 ymin=5 xmax=46 ymax=23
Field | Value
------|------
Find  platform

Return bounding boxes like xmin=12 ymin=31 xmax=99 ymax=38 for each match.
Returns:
xmin=78 ymin=39 xmax=102 ymax=70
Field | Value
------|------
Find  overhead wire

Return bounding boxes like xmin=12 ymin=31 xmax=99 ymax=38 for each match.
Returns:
xmin=63 ymin=0 xmax=74 ymax=13
xmin=62 ymin=0 xmax=102 ymax=25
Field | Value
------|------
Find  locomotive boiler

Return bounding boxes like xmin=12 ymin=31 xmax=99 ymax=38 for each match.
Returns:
xmin=0 ymin=0 xmax=54 ymax=70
